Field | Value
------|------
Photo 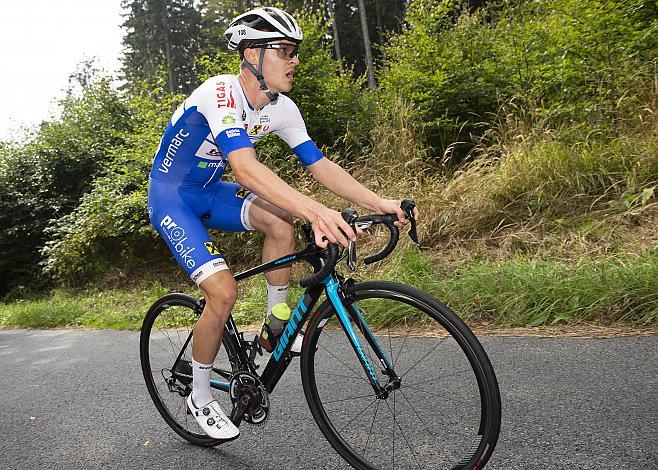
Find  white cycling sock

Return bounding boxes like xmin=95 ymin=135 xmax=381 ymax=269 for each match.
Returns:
xmin=266 ymin=282 xmax=289 ymax=314
xmin=191 ymin=358 xmax=215 ymax=407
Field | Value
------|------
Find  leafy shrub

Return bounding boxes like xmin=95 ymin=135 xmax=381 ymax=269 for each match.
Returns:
xmin=379 ymin=0 xmax=658 ymax=159
xmin=0 ymin=67 xmax=132 ymax=295
xmin=41 ymin=83 xmax=182 ymax=283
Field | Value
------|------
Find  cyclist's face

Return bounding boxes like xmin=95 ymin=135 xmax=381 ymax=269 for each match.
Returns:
xmin=260 ymin=41 xmax=300 ymax=93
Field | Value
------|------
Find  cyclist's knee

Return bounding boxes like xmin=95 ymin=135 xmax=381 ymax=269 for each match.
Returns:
xmin=264 ymin=210 xmax=294 ymax=240
xmin=200 ymin=273 xmax=238 ymax=318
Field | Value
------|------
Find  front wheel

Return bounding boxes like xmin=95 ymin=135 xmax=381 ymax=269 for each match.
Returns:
xmin=300 ymin=281 xmax=501 ymax=469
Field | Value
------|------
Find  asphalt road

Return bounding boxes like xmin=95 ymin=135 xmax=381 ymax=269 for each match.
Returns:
xmin=0 ymin=329 xmax=656 ymax=470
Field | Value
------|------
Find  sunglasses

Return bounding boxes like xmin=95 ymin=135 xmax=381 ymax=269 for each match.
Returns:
xmin=258 ymin=43 xmax=300 ymax=59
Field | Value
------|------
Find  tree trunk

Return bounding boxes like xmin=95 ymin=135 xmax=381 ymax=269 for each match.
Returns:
xmin=357 ymin=0 xmax=376 ymax=88
xmin=161 ymin=0 xmax=175 ymax=93
xmin=374 ymin=0 xmax=384 ymax=44
xmin=326 ymin=0 xmax=343 ymax=72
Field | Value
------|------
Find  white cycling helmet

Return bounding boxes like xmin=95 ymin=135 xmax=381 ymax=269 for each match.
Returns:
xmin=225 ymin=7 xmax=303 ymax=53
xmin=224 ymin=7 xmax=303 ymax=102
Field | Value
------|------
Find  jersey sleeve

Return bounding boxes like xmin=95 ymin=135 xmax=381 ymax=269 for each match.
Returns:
xmin=273 ymin=97 xmax=324 ymax=167
xmin=194 ymin=77 xmax=253 ymax=155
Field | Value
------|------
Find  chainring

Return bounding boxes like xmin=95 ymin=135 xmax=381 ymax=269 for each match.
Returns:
xmin=229 ymin=371 xmax=270 ymax=425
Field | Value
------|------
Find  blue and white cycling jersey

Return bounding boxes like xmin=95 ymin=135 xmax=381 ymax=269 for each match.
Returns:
xmin=148 ymin=74 xmax=324 ymax=284
xmin=149 ymin=74 xmax=323 ymax=187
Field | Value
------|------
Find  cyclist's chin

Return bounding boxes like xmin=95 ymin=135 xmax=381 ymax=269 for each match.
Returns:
xmin=277 ymin=79 xmax=293 ymax=93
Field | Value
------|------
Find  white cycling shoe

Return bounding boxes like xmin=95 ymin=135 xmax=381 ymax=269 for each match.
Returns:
xmin=187 ymin=395 xmax=240 ymax=441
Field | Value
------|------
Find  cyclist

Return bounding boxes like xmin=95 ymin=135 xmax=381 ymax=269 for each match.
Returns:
xmin=147 ymin=6 xmax=419 ymax=441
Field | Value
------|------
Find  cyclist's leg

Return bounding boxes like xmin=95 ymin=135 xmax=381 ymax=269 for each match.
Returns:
xmin=149 ymin=180 xmax=240 ymax=438
xmin=204 ymin=181 xmax=295 ymax=306
xmin=194 ymin=270 xmax=238 ymax=370
xmin=248 ymin=197 xmax=295 ymax=286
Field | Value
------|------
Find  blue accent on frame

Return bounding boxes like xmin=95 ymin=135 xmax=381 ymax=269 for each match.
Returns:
xmin=210 ymin=379 xmax=230 ymax=392
xmin=351 ymin=303 xmax=395 ymax=371
xmin=323 ymin=276 xmax=379 ymax=383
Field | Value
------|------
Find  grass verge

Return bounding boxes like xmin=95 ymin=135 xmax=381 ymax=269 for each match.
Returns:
xmin=2 ymin=249 xmax=655 ymax=330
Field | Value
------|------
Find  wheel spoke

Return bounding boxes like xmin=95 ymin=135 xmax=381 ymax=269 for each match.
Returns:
xmin=403 ymin=383 xmax=478 ymax=409
xmin=316 ymin=371 xmax=371 ymax=382
xmin=322 ymin=393 xmax=377 ymax=406
xmin=392 ymin=329 xmax=410 ymax=370
xmin=304 ymin=286 xmax=500 ymax=470
xmin=363 ymin=398 xmax=381 ymax=458
xmin=407 ymin=366 xmax=473 ymax=386
xmin=399 ymin=336 xmax=452 ymax=379
xmin=338 ymin=397 xmax=378 ymax=433
xmin=317 ymin=336 xmax=369 ymax=383
xmin=384 ymin=396 xmax=423 ymax=470
xmin=397 ymin=388 xmax=435 ymax=438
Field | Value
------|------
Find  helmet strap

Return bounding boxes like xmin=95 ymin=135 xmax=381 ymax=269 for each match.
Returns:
xmin=243 ymin=47 xmax=279 ymax=102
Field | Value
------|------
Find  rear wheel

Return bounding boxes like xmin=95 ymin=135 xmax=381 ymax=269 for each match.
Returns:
xmin=140 ymin=293 xmax=237 ymax=446
xmin=301 ymin=281 xmax=501 ymax=469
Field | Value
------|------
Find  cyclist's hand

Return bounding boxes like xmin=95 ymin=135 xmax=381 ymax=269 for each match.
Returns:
xmin=373 ymin=198 xmax=420 ymax=228
xmin=312 ymin=206 xmax=357 ymax=248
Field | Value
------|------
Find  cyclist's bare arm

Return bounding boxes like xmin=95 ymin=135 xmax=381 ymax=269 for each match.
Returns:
xmin=227 ymin=147 xmax=355 ymax=247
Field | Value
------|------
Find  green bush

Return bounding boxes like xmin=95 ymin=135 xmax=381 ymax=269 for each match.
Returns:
xmin=41 ymin=83 xmax=182 ymax=283
xmin=379 ymin=0 xmax=658 ymax=159
xmin=370 ymin=247 xmax=658 ymax=326
xmin=0 ymin=67 xmax=132 ymax=295
xmin=425 ymin=120 xmax=658 ymax=241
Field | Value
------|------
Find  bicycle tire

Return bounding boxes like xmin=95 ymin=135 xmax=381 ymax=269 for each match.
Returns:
xmin=300 ymin=281 xmax=501 ymax=469
xmin=140 ymin=293 xmax=238 ymax=447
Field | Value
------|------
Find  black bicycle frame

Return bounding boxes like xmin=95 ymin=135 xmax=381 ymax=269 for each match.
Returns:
xmin=178 ymin=242 xmax=399 ymax=402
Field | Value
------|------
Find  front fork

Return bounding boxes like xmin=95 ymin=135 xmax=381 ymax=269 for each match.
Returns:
xmin=323 ymin=276 xmax=400 ymax=399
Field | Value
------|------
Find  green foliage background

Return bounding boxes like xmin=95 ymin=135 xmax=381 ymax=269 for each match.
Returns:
xmin=0 ymin=0 xmax=656 ymax=325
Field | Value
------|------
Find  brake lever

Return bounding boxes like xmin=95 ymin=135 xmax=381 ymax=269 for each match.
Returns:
xmin=401 ymin=199 xmax=420 ymax=246
xmin=347 ymin=240 xmax=357 ymax=271
xmin=341 ymin=209 xmax=360 ymax=272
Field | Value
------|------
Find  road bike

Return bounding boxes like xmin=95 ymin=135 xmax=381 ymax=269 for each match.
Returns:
xmin=140 ymin=200 xmax=501 ymax=469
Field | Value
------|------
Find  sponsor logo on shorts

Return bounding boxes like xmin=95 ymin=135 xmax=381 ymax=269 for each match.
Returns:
xmin=191 ymin=258 xmax=227 ymax=282
xmin=160 ymin=215 xmax=196 ymax=269
xmin=226 ymin=129 xmax=241 ymax=138
xmin=204 ymin=241 xmax=221 ymax=256
xmin=235 ymin=187 xmax=251 ymax=199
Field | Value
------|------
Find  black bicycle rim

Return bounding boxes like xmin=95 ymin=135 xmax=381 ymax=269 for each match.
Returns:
xmin=140 ymin=293 xmax=236 ymax=447
xmin=301 ymin=281 xmax=501 ymax=470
